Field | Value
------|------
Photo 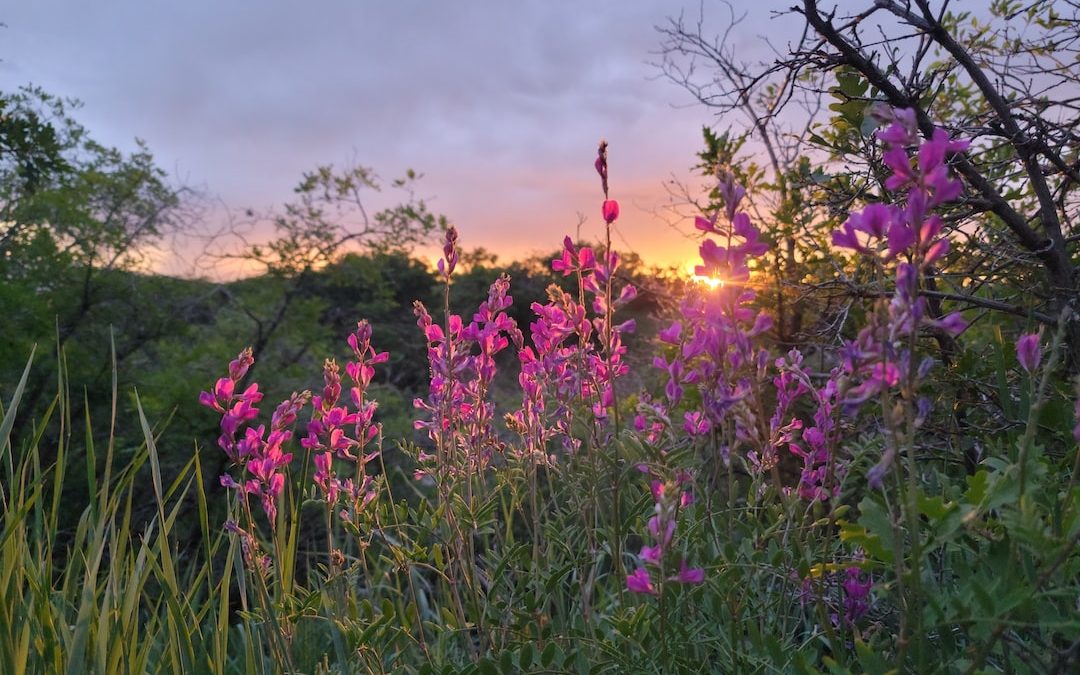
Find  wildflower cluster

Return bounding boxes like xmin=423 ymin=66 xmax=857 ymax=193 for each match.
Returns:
xmin=178 ymin=109 xmax=1080 ymax=675
xmin=796 ymin=562 xmax=874 ymax=628
xmin=544 ymin=238 xmax=636 ymax=429
xmin=414 ymin=227 xmax=523 ymax=478
xmin=510 ymin=144 xmax=636 ymax=459
xmin=649 ymin=171 xmax=775 ymax=473
xmin=774 ymin=351 xmax=844 ymax=501
xmin=200 ymin=322 xmax=393 ymax=555
xmin=302 ymin=321 xmax=387 ymax=520
xmin=626 ymin=474 xmax=703 ymax=595
xmin=199 ymin=348 xmax=261 ymax=463
xmin=831 ymin=109 xmax=968 ymax=486
xmin=200 ymin=348 xmax=309 ymax=525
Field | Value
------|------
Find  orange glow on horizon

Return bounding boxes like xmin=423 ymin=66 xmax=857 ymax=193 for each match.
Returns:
xmin=685 ymin=261 xmax=724 ymax=289
xmin=692 ymin=274 xmax=724 ymax=289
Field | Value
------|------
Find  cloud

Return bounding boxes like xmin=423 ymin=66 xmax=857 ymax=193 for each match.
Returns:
xmin=1 ymin=1 xmax=768 ymax=274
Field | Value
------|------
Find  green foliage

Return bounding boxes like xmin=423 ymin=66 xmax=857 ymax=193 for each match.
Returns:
xmin=3 ymin=6 xmax=1080 ymax=669
xmin=0 ymin=86 xmax=70 ymax=196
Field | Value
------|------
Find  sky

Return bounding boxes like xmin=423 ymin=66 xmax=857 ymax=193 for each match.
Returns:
xmin=0 ymin=1 xmax=791 ymax=278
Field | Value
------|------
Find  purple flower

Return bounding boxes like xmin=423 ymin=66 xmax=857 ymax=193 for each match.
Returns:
xmin=1073 ymin=397 xmax=1080 ymax=444
xmin=658 ymin=321 xmax=682 ymax=344
xmin=647 ymin=516 xmax=676 ymax=549
xmin=831 ymin=221 xmax=866 ymax=253
xmin=851 ymin=202 xmax=894 ymax=239
xmin=640 ymin=545 xmax=663 ymax=565
xmin=1016 ymin=331 xmax=1043 ymax=373
xmin=627 ymin=568 xmax=657 ymax=595
xmin=842 ymin=566 xmax=873 ymax=625
xmin=874 ymin=106 xmax=918 ymax=146
xmin=670 ymin=560 xmax=705 ymax=585
xmin=886 ymin=220 xmax=916 ymax=259
xmin=683 ymin=411 xmax=711 ymax=436
xmin=931 ymin=312 xmax=967 ymax=337
xmin=438 ymin=226 xmax=459 ymax=279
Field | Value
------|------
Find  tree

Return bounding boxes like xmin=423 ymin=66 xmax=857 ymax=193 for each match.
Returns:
xmin=0 ymin=86 xmax=69 ymax=204
xmin=2 ymin=87 xmax=183 ymax=282
xmin=655 ymin=6 xmax=839 ymax=349
xmin=657 ymin=1 xmax=1080 ymax=366
xmin=1 ymin=85 xmax=192 ymax=444
xmin=204 ymin=163 xmax=448 ymax=375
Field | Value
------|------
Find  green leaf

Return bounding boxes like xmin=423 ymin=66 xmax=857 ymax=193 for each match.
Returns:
xmin=541 ymin=642 xmax=558 ymax=668
xmin=439 ymin=606 xmax=457 ymax=629
xmin=854 ymin=639 xmax=892 ymax=675
xmin=519 ymin=643 xmax=535 ymax=669
xmin=841 ymin=497 xmax=895 ymax=563
xmin=837 ymin=71 xmax=868 ymax=97
xmin=965 ymin=470 xmax=990 ymax=506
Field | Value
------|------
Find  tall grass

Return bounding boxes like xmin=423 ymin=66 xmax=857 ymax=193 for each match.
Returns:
xmin=0 ymin=342 xmax=263 ymax=674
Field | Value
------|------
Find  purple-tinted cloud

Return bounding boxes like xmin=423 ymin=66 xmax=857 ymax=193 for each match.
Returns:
xmin=1 ymin=1 xmax=780 ymax=277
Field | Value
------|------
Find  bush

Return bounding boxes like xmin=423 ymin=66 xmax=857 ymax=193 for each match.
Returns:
xmin=3 ymin=126 xmax=1078 ymax=674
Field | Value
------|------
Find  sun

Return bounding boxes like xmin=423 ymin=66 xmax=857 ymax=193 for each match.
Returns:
xmin=693 ymin=274 xmax=724 ymax=289
xmin=686 ymin=262 xmax=724 ymax=289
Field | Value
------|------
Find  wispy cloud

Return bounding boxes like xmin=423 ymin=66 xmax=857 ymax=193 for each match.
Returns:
xmin=1 ymin=1 xmax=777 ymax=275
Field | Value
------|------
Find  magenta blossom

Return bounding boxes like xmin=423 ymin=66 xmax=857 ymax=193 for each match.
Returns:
xmin=830 ymin=111 xmax=972 ymax=485
xmin=1016 ymin=331 xmax=1043 ymax=373
xmin=671 ymin=561 xmax=705 ymax=585
xmin=602 ymin=199 xmax=620 ymax=224
xmin=201 ymin=349 xmax=311 ymax=527
xmin=627 ymin=568 xmax=657 ymax=595
xmin=437 ymin=226 xmax=459 ymax=279
xmin=551 ymin=236 xmax=596 ymax=276
xmin=1073 ymin=397 xmax=1080 ymax=444
xmin=842 ymin=566 xmax=873 ymax=625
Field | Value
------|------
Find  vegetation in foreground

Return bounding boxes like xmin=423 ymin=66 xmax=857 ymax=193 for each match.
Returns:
xmin=2 ymin=3 xmax=1080 ymax=673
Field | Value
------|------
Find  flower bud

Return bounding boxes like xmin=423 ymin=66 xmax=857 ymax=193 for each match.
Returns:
xmin=602 ymin=199 xmax=620 ymax=224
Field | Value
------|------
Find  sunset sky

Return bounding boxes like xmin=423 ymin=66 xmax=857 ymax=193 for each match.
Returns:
xmin=0 ymin=1 xmax=796 ymax=278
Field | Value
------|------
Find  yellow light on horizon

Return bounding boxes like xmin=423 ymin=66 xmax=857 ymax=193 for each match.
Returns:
xmin=692 ymin=274 xmax=724 ymax=289
xmin=685 ymin=261 xmax=724 ymax=289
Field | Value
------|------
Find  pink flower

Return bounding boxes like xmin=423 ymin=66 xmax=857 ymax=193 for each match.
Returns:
xmin=1073 ymin=397 xmax=1080 ymax=444
xmin=626 ymin=568 xmax=657 ymax=595
xmin=1016 ymin=331 xmax=1043 ymax=373
xmin=551 ymin=237 xmax=597 ymax=276
xmin=931 ymin=312 xmax=967 ymax=337
xmin=683 ymin=411 xmax=711 ymax=436
xmin=658 ymin=321 xmax=682 ymax=344
xmin=228 ymin=348 xmax=254 ymax=381
xmin=640 ymin=545 xmax=663 ymax=565
xmin=695 ymin=212 xmax=721 ymax=234
xmin=670 ymin=560 xmax=705 ymax=585
xmin=438 ymin=226 xmax=459 ymax=279
xmin=602 ymin=199 xmax=620 ymax=224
